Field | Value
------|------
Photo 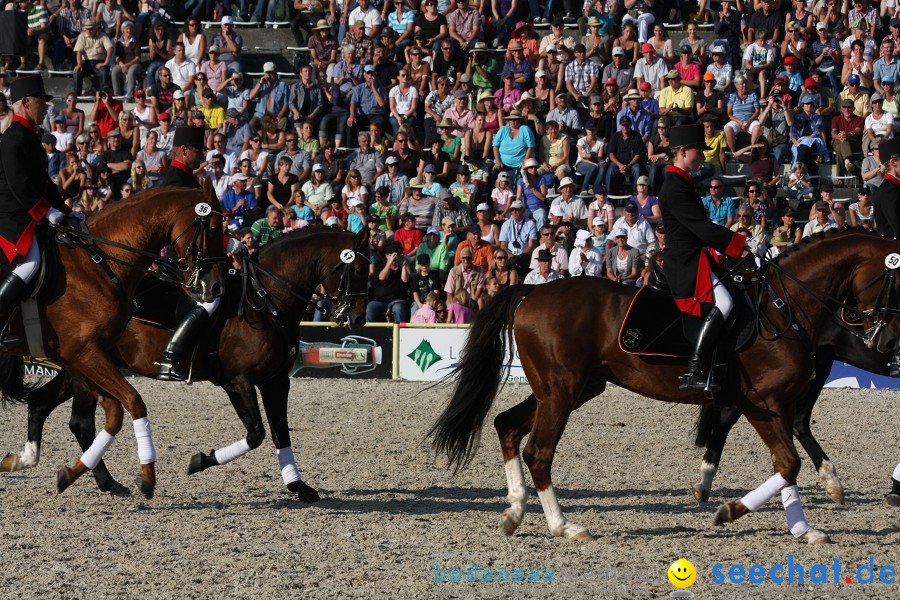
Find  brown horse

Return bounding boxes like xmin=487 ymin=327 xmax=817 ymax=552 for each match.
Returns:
xmin=0 ymin=227 xmax=368 ymax=501
xmin=1 ymin=185 xmax=225 ymax=498
xmin=430 ymin=229 xmax=900 ymax=544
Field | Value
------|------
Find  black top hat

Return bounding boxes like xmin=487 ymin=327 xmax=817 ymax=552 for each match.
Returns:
xmin=9 ymin=75 xmax=53 ymax=104
xmin=879 ymin=136 xmax=900 ymax=160
xmin=669 ymin=124 xmax=711 ymax=150
xmin=172 ymin=126 xmax=206 ymax=149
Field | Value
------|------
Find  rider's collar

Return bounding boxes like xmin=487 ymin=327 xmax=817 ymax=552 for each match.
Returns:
xmin=12 ymin=115 xmax=37 ymax=133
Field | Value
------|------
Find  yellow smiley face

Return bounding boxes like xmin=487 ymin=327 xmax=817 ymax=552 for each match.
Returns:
xmin=668 ymin=559 xmax=697 ymax=588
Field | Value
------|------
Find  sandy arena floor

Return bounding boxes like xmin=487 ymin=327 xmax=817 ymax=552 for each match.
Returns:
xmin=0 ymin=378 xmax=895 ymax=599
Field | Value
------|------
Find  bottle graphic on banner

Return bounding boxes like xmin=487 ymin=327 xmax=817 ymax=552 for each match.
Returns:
xmin=293 ymin=335 xmax=384 ymax=376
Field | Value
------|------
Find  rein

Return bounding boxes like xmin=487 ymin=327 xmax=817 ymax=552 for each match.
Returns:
xmin=53 ymin=214 xmax=226 ymax=291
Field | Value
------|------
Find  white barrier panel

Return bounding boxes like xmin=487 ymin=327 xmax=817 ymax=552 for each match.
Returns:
xmin=398 ymin=326 xmax=529 ymax=383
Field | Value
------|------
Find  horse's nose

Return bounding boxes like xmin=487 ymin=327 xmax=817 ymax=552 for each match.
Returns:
xmin=211 ymin=281 xmax=224 ymax=298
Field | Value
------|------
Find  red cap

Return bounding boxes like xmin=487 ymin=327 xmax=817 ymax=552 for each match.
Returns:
xmin=604 ymin=77 xmax=618 ymax=85
xmin=804 ymin=77 xmax=816 ymax=88
xmin=774 ymin=74 xmax=788 ymax=83
xmin=639 ymin=81 xmax=652 ymax=91
xmin=783 ymin=56 xmax=796 ymax=65
xmin=641 ymin=42 xmax=654 ymax=53
xmin=158 ymin=111 xmax=170 ymax=120
xmin=134 ymin=89 xmax=145 ymax=98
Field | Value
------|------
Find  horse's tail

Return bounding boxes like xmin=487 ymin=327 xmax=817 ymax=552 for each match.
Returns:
xmin=0 ymin=355 xmax=31 ymax=406
xmin=693 ymin=403 xmax=720 ymax=448
xmin=428 ymin=283 xmax=536 ymax=473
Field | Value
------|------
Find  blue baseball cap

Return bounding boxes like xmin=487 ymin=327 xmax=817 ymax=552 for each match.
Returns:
xmin=624 ymin=201 xmax=638 ymax=212
xmin=848 ymin=74 xmax=861 ymax=85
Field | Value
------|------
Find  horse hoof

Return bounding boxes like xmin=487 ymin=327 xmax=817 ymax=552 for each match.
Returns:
xmin=0 ymin=454 xmax=18 ymax=472
xmin=691 ymin=484 xmax=710 ymax=503
xmin=287 ymin=480 xmax=320 ymax=503
xmin=713 ymin=502 xmax=736 ymax=526
xmin=500 ymin=510 xmax=522 ymax=536
xmin=803 ymin=528 xmax=832 ymax=545
xmin=571 ymin=530 xmax=594 ymax=543
xmin=56 ymin=467 xmax=72 ymax=494
xmin=826 ymin=486 xmax=845 ymax=505
xmin=885 ymin=493 xmax=900 ymax=507
xmin=135 ymin=477 xmax=154 ymax=500
xmin=105 ymin=480 xmax=132 ymax=498
xmin=187 ymin=452 xmax=205 ymax=475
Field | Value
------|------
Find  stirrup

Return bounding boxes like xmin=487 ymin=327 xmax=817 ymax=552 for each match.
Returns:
xmin=156 ymin=358 xmax=189 ymax=382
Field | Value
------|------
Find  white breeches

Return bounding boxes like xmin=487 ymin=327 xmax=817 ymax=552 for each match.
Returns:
xmin=198 ymin=297 xmax=220 ymax=315
xmin=13 ymin=242 xmax=41 ymax=284
xmin=709 ymin=272 xmax=733 ymax=319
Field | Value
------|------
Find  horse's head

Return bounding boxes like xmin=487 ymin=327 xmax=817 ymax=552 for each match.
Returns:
xmin=846 ymin=235 xmax=900 ymax=353
xmin=322 ymin=227 xmax=370 ymax=329
xmin=169 ymin=184 xmax=226 ymax=303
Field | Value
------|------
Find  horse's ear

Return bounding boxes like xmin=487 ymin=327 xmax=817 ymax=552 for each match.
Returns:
xmin=355 ymin=224 xmax=369 ymax=248
xmin=201 ymin=175 xmax=219 ymax=209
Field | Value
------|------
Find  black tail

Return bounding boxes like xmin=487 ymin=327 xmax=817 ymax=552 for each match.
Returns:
xmin=428 ymin=284 xmax=536 ymax=473
xmin=0 ymin=355 xmax=32 ymax=406
xmin=693 ymin=403 xmax=721 ymax=448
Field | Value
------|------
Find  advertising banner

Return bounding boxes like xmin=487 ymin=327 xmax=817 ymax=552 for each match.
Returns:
xmin=291 ymin=325 xmax=394 ymax=379
xmin=398 ymin=326 xmax=529 ymax=383
xmin=825 ymin=362 xmax=900 ymax=389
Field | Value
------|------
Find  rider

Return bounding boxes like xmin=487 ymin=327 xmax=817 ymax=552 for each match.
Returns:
xmin=658 ymin=124 xmax=748 ymax=392
xmin=156 ymin=126 xmax=220 ymax=381
xmin=871 ymin=136 xmax=900 ymax=377
xmin=0 ymin=76 xmax=84 ymax=349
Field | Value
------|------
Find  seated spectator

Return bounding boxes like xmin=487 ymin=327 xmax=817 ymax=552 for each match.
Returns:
xmin=487 ymin=248 xmax=518 ymax=288
xmin=412 ymin=289 xmax=444 ymax=323
xmin=73 ymin=19 xmax=113 ymax=96
xmin=803 ymin=200 xmax=840 ymax=237
xmin=444 ymin=245 xmax=484 ymax=303
xmin=210 ymin=16 xmax=243 ymax=74
xmin=416 ymin=226 xmax=449 ymax=274
xmin=499 ymin=200 xmax=537 ymax=274
xmin=612 ymin=200 xmax=656 ymax=254
xmin=206 ymin=154 xmax=230 ymax=200
xmin=431 ymin=189 xmax=472 ymax=236
xmin=675 ymin=44 xmax=701 ymax=89
xmin=43 ymin=134 xmax=64 ymax=179
xmin=731 ymin=203 xmax=766 ymax=242
xmin=743 ymin=30 xmax=775 ymax=98
xmin=832 ymin=98 xmax=866 ymax=174
xmin=569 ymin=229 xmax=604 ymax=277
xmin=605 ymin=227 xmax=642 ymax=285
xmin=251 ymin=205 xmax=284 ymax=247
xmin=864 ymin=92 xmax=894 ymax=154
xmin=446 ymin=288 xmax=476 ymax=324
xmin=848 ymin=187 xmax=875 ymax=227
xmin=550 ymin=177 xmax=588 ymax=228
xmin=287 ymin=189 xmax=315 ymax=226
xmin=515 ymin=158 xmax=549 ymax=228
xmin=659 ymin=70 xmax=694 ymax=126
xmin=368 ymin=242 xmax=411 ymax=323
xmin=454 ymin=224 xmax=494 ymax=270
xmin=492 ymin=110 xmax=535 ymax=172
xmin=399 ymin=179 xmax=437 ymax=230
xmin=346 ymin=132 xmax=385 ymax=188
xmin=449 ymin=166 xmax=477 ymax=208
xmin=523 ymin=248 xmax=562 ymax=284
xmin=394 ymin=213 xmax=424 ymax=261
xmin=634 ymin=43 xmax=668 ymax=94
xmin=725 ymin=75 xmax=762 ymax=153
xmin=223 ymin=173 xmax=259 ymax=230
xmin=862 ymin=143 xmax=886 ymax=193
xmin=602 ymin=116 xmax=644 ymax=195
xmin=791 ymin=94 xmax=830 ymax=168
xmin=705 ymin=44 xmax=733 ymax=92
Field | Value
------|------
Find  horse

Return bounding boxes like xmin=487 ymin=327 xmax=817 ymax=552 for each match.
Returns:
xmin=0 ymin=227 xmax=369 ymax=501
xmin=429 ymin=229 xmax=900 ymax=544
xmin=690 ymin=318 xmax=896 ymax=505
xmin=0 ymin=184 xmax=225 ymax=499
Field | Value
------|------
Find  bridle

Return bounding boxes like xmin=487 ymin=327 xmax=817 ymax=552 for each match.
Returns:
xmin=166 ymin=203 xmax=223 ymax=293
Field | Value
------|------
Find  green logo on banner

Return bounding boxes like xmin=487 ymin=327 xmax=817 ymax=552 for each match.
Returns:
xmin=408 ymin=339 xmax=442 ymax=373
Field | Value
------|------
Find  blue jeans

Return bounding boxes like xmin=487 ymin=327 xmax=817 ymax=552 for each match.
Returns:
xmin=253 ymin=0 xmax=280 ymax=22
xmin=146 ymin=60 xmax=164 ymax=87
xmin=320 ymin=107 xmax=349 ymax=144
xmin=574 ymin=161 xmax=600 ymax=193
xmin=366 ymin=299 xmax=409 ymax=323
xmin=183 ymin=0 xmax=214 ymax=18
xmin=772 ymin=142 xmax=791 ymax=166
xmin=604 ymin=162 xmax=642 ymax=196
xmin=389 ymin=114 xmax=418 ymax=136
xmin=791 ymin=137 xmax=829 ymax=168
xmin=74 ymin=60 xmax=110 ymax=95
xmin=527 ymin=206 xmax=547 ymax=230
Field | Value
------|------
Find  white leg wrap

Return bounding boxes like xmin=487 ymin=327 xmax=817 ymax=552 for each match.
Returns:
xmin=17 ymin=441 xmax=40 ymax=469
xmin=214 ymin=438 xmax=251 ymax=465
xmin=781 ymin=485 xmax=810 ymax=538
xmin=699 ymin=460 xmax=718 ymax=491
xmin=199 ymin=297 xmax=220 ymax=315
xmin=80 ymin=430 xmax=115 ymax=470
xmin=740 ymin=472 xmax=789 ymax=512
xmin=12 ymin=242 xmax=40 ymax=284
xmin=132 ymin=417 xmax=157 ymax=464
xmin=277 ymin=446 xmax=301 ymax=484
xmin=892 ymin=462 xmax=900 ymax=481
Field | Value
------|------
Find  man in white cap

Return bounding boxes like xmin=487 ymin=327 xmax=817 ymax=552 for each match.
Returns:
xmin=568 ymin=229 xmax=603 ymax=276
xmin=348 ymin=65 xmax=388 ymax=138
xmin=550 ymin=176 xmax=588 ymax=227
xmin=249 ymin=61 xmax=290 ymax=130
xmin=602 ymin=47 xmax=634 ymax=91
xmin=211 ymin=15 xmax=244 ymax=75
xmin=73 ymin=18 xmax=112 ymax=96
xmin=499 ymin=200 xmax=538 ymax=274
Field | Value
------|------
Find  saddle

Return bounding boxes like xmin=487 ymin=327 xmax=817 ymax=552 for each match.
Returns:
xmin=618 ymin=261 xmax=758 ymax=358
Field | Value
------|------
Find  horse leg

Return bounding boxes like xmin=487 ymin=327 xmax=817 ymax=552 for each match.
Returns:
xmin=793 ymin=364 xmax=844 ymax=504
xmin=714 ymin=401 xmax=831 ymax=545
xmin=258 ymin=375 xmax=320 ymax=503
xmin=522 ymin=389 xmax=594 ymax=542
xmin=58 ymin=351 xmax=157 ymax=499
xmin=67 ymin=380 xmax=130 ymax=497
xmin=188 ymin=379 xmax=265 ymax=476
xmin=691 ymin=404 xmax=742 ymax=503
xmin=494 ymin=394 xmax=536 ymax=536
xmin=0 ymin=373 xmax=70 ymax=472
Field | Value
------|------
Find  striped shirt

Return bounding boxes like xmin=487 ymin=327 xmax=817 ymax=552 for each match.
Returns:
xmin=27 ymin=6 xmax=49 ymax=30
xmin=565 ymin=59 xmax=599 ymax=96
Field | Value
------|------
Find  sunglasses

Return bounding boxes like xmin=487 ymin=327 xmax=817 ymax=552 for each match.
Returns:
xmin=710 ymin=185 xmax=721 ymax=189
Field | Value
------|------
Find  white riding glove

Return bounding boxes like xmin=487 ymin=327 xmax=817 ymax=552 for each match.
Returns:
xmin=45 ymin=207 xmax=64 ymax=225
xmin=744 ymin=237 xmax=759 ymax=255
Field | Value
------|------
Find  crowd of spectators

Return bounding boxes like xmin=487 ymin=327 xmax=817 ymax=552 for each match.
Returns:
xmin=0 ymin=0 xmax=894 ymax=323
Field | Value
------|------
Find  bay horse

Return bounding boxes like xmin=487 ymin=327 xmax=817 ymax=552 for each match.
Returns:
xmin=0 ymin=227 xmax=369 ymax=502
xmin=429 ymin=229 xmax=900 ymax=544
xmin=0 ymin=185 xmax=225 ymax=499
xmin=691 ymin=319 xmax=896 ymax=505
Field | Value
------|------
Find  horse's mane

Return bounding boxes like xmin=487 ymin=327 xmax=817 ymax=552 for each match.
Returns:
xmin=87 ymin=187 xmax=206 ymax=237
xmin=773 ymin=226 xmax=895 ymax=263
xmin=260 ymin=226 xmax=352 ymax=254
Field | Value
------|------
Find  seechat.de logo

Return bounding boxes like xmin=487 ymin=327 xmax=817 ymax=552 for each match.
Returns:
xmin=668 ymin=559 xmax=697 ymax=598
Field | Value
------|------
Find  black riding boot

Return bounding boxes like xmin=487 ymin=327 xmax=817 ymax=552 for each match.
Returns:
xmin=679 ymin=307 xmax=726 ymax=393
xmin=156 ymin=305 xmax=210 ymax=381
xmin=0 ymin=272 xmax=27 ymax=349
xmin=886 ymin=478 xmax=900 ymax=507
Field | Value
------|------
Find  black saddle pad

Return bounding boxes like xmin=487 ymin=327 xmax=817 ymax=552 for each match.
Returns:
xmin=0 ymin=227 xmax=63 ymax=303
xmin=618 ymin=279 xmax=758 ymax=358
xmin=132 ymin=272 xmax=195 ymax=331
